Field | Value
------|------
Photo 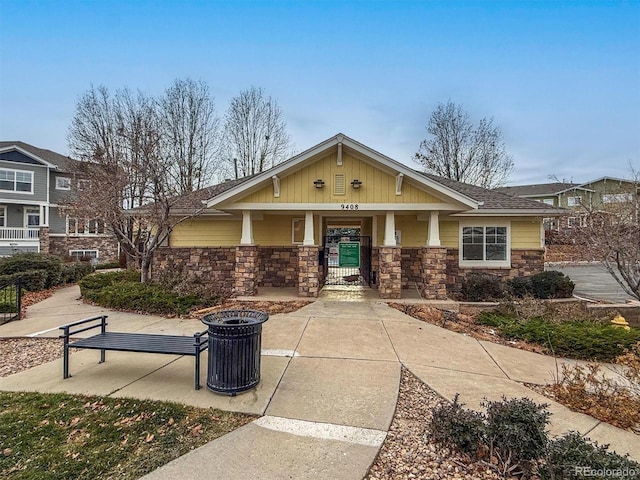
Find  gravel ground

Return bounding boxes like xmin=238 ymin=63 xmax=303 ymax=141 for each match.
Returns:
xmin=366 ymin=368 xmax=500 ymax=480
xmin=0 ymin=337 xmax=64 ymax=377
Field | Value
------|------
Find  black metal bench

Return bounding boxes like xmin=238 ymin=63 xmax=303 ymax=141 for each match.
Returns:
xmin=59 ymin=315 xmax=208 ymax=390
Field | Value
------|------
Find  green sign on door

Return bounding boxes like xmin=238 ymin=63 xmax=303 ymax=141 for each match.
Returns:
xmin=339 ymin=242 xmax=360 ymax=267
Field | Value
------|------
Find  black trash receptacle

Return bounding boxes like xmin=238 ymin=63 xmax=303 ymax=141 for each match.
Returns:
xmin=201 ymin=309 xmax=269 ymax=395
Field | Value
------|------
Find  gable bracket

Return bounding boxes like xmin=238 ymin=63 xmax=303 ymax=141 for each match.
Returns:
xmin=395 ymin=173 xmax=404 ymax=195
xmin=272 ymin=175 xmax=280 ymax=198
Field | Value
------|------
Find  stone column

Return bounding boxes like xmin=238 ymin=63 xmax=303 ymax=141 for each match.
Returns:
xmin=39 ymin=226 xmax=50 ymax=255
xmin=421 ymin=247 xmax=448 ymax=300
xmin=378 ymin=246 xmax=401 ymax=299
xmin=298 ymin=245 xmax=320 ymax=297
xmin=234 ymin=245 xmax=259 ymax=296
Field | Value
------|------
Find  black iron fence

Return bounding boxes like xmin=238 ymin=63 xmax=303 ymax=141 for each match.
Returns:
xmin=323 ymin=235 xmax=372 ymax=286
xmin=0 ymin=279 xmax=21 ymax=325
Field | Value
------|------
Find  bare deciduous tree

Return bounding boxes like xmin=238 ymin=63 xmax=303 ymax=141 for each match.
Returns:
xmin=159 ymin=78 xmax=220 ymax=193
xmin=415 ymin=100 xmax=514 ymax=189
xmin=570 ymin=172 xmax=640 ymax=300
xmin=68 ymin=85 xmax=205 ymax=282
xmin=222 ymin=86 xmax=291 ymax=178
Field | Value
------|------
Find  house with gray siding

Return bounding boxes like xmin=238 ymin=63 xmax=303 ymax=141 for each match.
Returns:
xmin=0 ymin=142 xmax=119 ymax=262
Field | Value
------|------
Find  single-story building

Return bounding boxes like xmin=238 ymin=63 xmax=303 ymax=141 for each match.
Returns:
xmin=151 ymin=134 xmax=563 ymax=299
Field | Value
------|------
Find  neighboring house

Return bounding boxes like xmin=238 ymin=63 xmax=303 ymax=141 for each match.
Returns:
xmin=497 ymin=177 xmax=639 ymax=232
xmin=151 ymin=133 xmax=563 ymax=299
xmin=0 ymin=142 xmax=119 ymax=262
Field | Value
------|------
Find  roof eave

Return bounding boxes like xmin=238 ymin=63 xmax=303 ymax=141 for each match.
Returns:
xmin=451 ymin=208 xmax=569 ymax=217
xmin=0 ymin=145 xmax=59 ymax=169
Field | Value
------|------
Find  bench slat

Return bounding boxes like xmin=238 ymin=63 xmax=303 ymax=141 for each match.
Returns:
xmin=69 ymin=332 xmax=207 ymax=356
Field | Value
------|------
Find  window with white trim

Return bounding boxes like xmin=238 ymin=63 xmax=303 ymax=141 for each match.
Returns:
xmin=567 ymin=196 xmax=581 ymax=207
xmin=567 ymin=216 xmax=586 ymax=228
xmin=67 ymin=217 xmax=105 ymax=235
xmin=0 ymin=168 xmax=33 ymax=193
xmin=69 ymin=249 xmax=98 ymax=260
xmin=77 ymin=179 xmax=91 ymax=191
xmin=25 ymin=208 xmax=40 ymax=227
xmin=540 ymin=198 xmax=554 ymax=206
xmin=292 ymin=218 xmax=304 ymax=244
xmin=0 ymin=206 xmax=6 ymax=227
xmin=56 ymin=177 xmax=71 ymax=190
xmin=603 ymin=193 xmax=633 ymax=203
xmin=460 ymin=225 xmax=509 ymax=267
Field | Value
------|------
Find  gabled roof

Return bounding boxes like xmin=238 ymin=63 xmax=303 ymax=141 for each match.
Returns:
xmin=419 ymin=173 xmax=566 ymax=215
xmin=166 ymin=133 xmax=560 ymax=216
xmin=205 ymin=133 xmax=481 ymax=210
xmin=577 ymin=176 xmax=637 ymax=187
xmin=0 ymin=141 xmax=81 ymax=173
xmin=495 ymin=182 xmax=591 ymax=197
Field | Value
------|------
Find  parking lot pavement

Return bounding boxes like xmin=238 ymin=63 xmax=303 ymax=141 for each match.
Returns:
xmin=546 ymin=263 xmax=637 ymax=304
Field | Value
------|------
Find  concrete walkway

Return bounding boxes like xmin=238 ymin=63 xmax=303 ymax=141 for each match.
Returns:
xmin=1 ymin=285 xmax=638 ymax=479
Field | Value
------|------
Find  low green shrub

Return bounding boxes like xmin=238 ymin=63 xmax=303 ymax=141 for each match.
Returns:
xmin=529 ymin=271 xmax=575 ymax=299
xmin=539 ymin=431 xmax=640 ymax=479
xmin=0 ymin=253 xmax=63 ymax=288
xmin=428 ymin=397 xmax=639 ymax=478
xmin=461 ymin=273 xmax=505 ymax=302
xmin=79 ymin=270 xmax=141 ymax=300
xmin=428 ymin=394 xmax=485 ymax=455
xmin=506 ymin=271 xmax=575 ymax=299
xmin=60 ymin=263 xmax=95 ymax=284
xmin=483 ymin=397 xmax=550 ymax=474
xmin=478 ymin=313 xmax=640 ymax=361
xmin=0 ymin=269 xmax=48 ymax=291
xmin=95 ymin=262 xmax=120 ymax=270
xmin=95 ymin=281 xmax=202 ymax=315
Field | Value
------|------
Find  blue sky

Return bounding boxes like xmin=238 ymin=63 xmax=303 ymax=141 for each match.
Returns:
xmin=1 ymin=0 xmax=638 ymax=185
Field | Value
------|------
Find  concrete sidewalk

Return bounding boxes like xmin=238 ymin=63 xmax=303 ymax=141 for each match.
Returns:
xmin=1 ymin=285 xmax=638 ymax=480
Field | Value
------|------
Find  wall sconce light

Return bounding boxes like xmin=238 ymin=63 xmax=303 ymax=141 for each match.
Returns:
xmin=313 ymin=179 xmax=325 ymax=188
xmin=351 ymin=179 xmax=362 ymax=189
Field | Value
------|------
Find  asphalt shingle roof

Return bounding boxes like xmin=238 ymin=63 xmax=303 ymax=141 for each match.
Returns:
xmin=418 ymin=172 xmax=564 ymax=211
xmin=495 ymin=182 xmax=580 ymax=197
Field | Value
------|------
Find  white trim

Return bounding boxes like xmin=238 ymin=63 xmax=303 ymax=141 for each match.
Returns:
xmin=451 ymin=209 xmax=565 ymax=216
xmin=240 ymin=210 xmax=254 ymax=245
xmin=291 ymin=217 xmax=304 ymax=244
xmin=24 ymin=207 xmax=40 ymax=228
xmin=427 ymin=211 xmax=440 ymax=247
xmin=0 ymin=145 xmax=59 ymax=168
xmin=69 ymin=249 xmax=99 ymax=260
xmin=458 ymin=221 xmax=511 ymax=268
xmin=227 ymin=202 xmax=463 ymax=211
xmin=303 ymin=211 xmax=315 ymax=245
xmin=55 ymin=176 xmax=71 ymax=190
xmin=205 ymin=134 xmax=480 ymax=209
xmin=383 ymin=211 xmax=396 ymax=246
xmin=0 ymin=167 xmax=34 ymax=194
xmin=395 ymin=173 xmax=404 ymax=195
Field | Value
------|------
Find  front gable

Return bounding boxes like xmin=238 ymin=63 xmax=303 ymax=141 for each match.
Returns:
xmin=207 ymin=134 xmax=479 ymax=212
xmin=0 ymin=146 xmax=57 ymax=168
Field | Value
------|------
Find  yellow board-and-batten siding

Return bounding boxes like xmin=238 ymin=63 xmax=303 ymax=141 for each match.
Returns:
xmin=237 ymin=152 xmax=445 ymax=204
xmin=170 ymin=216 xmax=543 ymax=249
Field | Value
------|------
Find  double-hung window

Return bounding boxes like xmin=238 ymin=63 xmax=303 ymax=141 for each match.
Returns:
xmin=0 ymin=168 xmax=33 ymax=193
xmin=460 ymin=224 xmax=509 ymax=267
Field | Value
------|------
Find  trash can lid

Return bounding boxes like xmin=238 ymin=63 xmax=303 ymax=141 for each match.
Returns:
xmin=202 ymin=309 xmax=269 ymax=326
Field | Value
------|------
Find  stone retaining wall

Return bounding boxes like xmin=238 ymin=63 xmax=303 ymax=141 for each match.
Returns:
xmin=49 ymin=235 xmax=120 ymax=263
xmin=446 ymin=248 xmax=545 ymax=295
xmin=257 ymin=247 xmax=298 ymax=287
xmin=151 ymin=247 xmax=236 ymax=295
